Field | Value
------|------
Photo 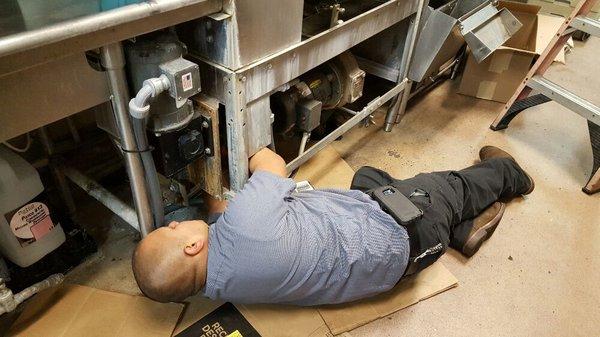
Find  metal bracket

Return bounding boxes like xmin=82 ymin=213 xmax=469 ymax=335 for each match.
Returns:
xmin=208 ymin=12 xmax=232 ymax=21
xmin=200 ymin=114 xmax=215 ymax=157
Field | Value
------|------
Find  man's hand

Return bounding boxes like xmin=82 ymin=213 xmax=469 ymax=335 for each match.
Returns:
xmin=249 ymin=148 xmax=287 ymax=177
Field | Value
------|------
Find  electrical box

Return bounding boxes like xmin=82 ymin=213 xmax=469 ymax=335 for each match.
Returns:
xmin=159 ymin=58 xmax=202 ymax=108
xmin=149 ymin=115 xmax=214 ymax=177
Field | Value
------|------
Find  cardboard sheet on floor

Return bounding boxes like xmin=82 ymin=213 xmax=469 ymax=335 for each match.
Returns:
xmin=7 ymin=284 xmax=184 ymax=337
xmin=175 ymin=146 xmax=458 ymax=336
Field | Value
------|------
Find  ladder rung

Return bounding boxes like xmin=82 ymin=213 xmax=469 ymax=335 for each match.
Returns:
xmin=570 ymin=16 xmax=600 ymax=37
xmin=528 ymin=75 xmax=600 ymax=126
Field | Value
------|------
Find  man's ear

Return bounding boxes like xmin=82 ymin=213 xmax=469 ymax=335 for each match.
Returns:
xmin=184 ymin=239 xmax=204 ymax=256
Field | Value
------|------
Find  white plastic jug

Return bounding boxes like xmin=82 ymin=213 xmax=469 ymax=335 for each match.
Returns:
xmin=0 ymin=146 xmax=65 ymax=267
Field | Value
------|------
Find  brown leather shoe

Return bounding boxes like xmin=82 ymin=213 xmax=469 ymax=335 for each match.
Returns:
xmin=462 ymin=202 xmax=506 ymax=257
xmin=479 ymin=146 xmax=535 ymax=195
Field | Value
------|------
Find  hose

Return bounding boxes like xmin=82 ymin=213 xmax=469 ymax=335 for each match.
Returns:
xmin=132 ymin=118 xmax=164 ymax=227
xmin=3 ymin=133 xmax=31 ymax=153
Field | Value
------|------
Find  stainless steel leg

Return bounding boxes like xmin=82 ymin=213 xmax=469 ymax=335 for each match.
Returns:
xmin=224 ymin=73 xmax=249 ymax=192
xmin=384 ymin=0 xmax=427 ymax=132
xmin=394 ymin=80 xmax=413 ymax=124
xmin=100 ymin=42 xmax=154 ymax=237
xmin=64 ymin=166 xmax=139 ymax=231
xmin=38 ymin=127 xmax=77 ymax=215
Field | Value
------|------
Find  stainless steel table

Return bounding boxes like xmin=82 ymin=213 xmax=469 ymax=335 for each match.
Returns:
xmin=0 ymin=0 xmax=222 ymax=236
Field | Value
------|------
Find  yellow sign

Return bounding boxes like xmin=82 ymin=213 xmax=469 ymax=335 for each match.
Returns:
xmin=226 ymin=330 xmax=243 ymax=337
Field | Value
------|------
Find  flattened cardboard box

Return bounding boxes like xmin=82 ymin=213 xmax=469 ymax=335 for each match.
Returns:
xmin=7 ymin=284 xmax=184 ymax=337
xmin=175 ymin=147 xmax=458 ymax=336
xmin=458 ymin=1 xmax=541 ymax=103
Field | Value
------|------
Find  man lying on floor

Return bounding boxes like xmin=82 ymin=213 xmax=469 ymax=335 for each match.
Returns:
xmin=132 ymin=146 xmax=534 ymax=304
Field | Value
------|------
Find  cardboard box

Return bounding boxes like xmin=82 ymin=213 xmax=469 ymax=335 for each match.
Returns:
xmin=7 ymin=284 xmax=184 ymax=337
xmin=458 ymin=2 xmax=541 ymax=103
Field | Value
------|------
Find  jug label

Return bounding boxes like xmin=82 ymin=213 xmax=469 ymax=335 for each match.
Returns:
xmin=4 ymin=197 xmax=55 ymax=247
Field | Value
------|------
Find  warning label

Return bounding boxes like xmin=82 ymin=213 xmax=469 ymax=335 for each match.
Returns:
xmin=5 ymin=199 xmax=55 ymax=247
xmin=182 ymin=72 xmax=193 ymax=92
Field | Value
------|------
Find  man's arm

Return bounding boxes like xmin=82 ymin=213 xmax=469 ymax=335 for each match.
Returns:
xmin=249 ymin=148 xmax=287 ymax=177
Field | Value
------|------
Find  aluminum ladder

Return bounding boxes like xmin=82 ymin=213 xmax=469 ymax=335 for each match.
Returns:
xmin=490 ymin=0 xmax=600 ymax=194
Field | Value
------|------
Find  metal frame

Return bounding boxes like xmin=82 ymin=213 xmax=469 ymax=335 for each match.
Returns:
xmin=287 ymin=79 xmax=409 ymax=172
xmin=528 ymin=76 xmax=600 ymax=124
xmin=0 ymin=0 xmax=428 ymax=233
xmin=195 ymin=0 xmax=426 ymax=193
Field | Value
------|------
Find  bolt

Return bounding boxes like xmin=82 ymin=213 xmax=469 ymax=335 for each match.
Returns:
xmin=267 ymin=63 xmax=273 ymax=70
xmin=240 ymin=76 xmax=247 ymax=82
xmin=207 ymin=35 xmax=214 ymax=43
xmin=205 ymin=148 xmax=212 ymax=155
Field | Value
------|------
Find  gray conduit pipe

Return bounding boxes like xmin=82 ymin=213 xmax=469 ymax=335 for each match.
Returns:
xmin=129 ymin=75 xmax=171 ymax=228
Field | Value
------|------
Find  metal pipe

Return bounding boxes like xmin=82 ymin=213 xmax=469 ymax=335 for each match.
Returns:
xmin=287 ymin=80 xmax=407 ymax=172
xmin=0 ymin=0 xmax=221 ymax=58
xmin=64 ymin=166 xmax=139 ymax=231
xmin=339 ymin=107 xmax=358 ymax=115
xmin=100 ymin=42 xmax=153 ymax=237
xmin=0 ymin=274 xmax=64 ymax=315
xmin=384 ymin=0 xmax=427 ymax=131
xmin=298 ymin=132 xmax=311 ymax=156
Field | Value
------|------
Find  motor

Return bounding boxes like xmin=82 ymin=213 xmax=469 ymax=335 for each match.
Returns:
xmin=271 ymin=51 xmax=365 ymax=138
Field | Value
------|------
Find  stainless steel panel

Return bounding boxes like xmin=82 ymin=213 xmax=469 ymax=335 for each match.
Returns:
xmin=0 ymin=0 xmax=222 ymax=75
xmin=351 ymin=19 xmax=411 ymax=81
xmin=449 ymin=0 xmax=488 ymax=18
xmin=0 ymin=53 xmax=109 ymax=142
xmin=244 ymin=96 xmax=273 ymax=157
xmin=460 ymin=5 xmax=522 ymax=62
xmin=408 ymin=7 xmax=462 ymax=81
xmin=237 ymin=0 xmax=419 ymax=105
xmin=180 ymin=0 xmax=304 ymax=70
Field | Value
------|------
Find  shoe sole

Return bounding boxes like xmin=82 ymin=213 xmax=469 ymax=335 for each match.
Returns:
xmin=462 ymin=202 xmax=506 ymax=257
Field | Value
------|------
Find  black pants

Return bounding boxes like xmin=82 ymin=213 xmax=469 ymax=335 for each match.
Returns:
xmin=350 ymin=157 xmax=531 ymax=274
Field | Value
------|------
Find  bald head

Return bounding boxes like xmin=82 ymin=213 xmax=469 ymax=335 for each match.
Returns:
xmin=132 ymin=221 xmax=209 ymax=303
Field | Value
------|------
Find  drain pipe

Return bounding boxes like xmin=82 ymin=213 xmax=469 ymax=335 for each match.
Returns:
xmin=129 ymin=76 xmax=171 ymax=228
xmin=100 ymin=43 xmax=154 ymax=237
xmin=0 ymin=274 xmax=64 ymax=315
